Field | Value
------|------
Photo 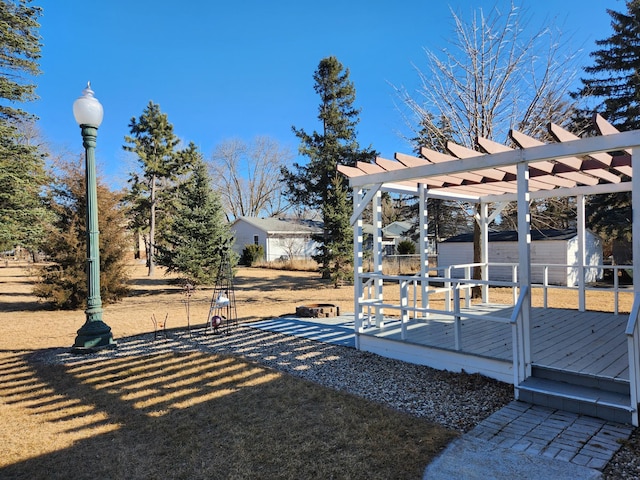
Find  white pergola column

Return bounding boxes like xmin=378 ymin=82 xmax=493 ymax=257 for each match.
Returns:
xmin=419 ymin=184 xmax=429 ymax=315
xmin=372 ymin=189 xmax=384 ymax=326
xmin=353 ymin=187 xmax=364 ymax=347
xmin=629 ymin=148 xmax=640 ymax=426
xmin=577 ymin=194 xmax=586 ymax=311
xmin=517 ymin=162 xmax=532 ymax=379
xmin=480 ymin=202 xmax=489 ymax=303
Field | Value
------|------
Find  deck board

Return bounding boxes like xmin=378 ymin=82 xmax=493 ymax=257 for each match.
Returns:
xmin=359 ymin=305 xmax=629 ymax=381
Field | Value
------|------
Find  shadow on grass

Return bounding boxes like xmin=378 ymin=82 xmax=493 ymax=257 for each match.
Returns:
xmin=0 ymin=344 xmax=456 ymax=480
xmin=234 ymin=271 xmax=333 ymax=293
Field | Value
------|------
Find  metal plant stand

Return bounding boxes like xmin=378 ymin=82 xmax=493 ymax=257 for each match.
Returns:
xmin=206 ymin=251 xmax=237 ymax=334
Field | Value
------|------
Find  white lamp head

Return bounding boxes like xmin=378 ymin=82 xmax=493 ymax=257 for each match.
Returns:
xmin=73 ymin=82 xmax=104 ymax=127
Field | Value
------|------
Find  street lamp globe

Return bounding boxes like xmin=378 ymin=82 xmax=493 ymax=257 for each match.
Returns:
xmin=73 ymin=82 xmax=104 ymax=127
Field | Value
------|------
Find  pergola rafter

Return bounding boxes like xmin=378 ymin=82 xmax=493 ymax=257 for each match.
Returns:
xmin=339 ymin=114 xmax=635 ymax=202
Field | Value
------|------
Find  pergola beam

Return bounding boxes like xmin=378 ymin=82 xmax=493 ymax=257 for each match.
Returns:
xmin=346 ymin=130 xmax=640 ymax=189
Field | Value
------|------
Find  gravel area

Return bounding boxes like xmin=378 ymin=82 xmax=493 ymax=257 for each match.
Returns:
xmin=29 ymin=323 xmax=640 ymax=477
xmin=32 ymin=324 xmax=513 ymax=433
xmin=603 ymin=427 xmax=640 ymax=479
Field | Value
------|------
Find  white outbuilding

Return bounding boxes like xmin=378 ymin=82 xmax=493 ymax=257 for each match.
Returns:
xmin=438 ymin=228 xmax=603 ymax=286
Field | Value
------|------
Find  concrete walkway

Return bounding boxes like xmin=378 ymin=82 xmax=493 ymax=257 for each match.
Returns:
xmin=250 ymin=316 xmax=634 ymax=479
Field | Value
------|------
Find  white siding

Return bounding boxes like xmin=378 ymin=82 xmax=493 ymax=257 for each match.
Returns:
xmin=438 ymin=231 xmax=603 ymax=286
xmin=566 ymin=233 xmax=603 ymax=286
xmin=231 ymin=221 xmax=266 ymax=258
xmin=265 ymin=235 xmax=320 ymax=261
xmin=230 ymin=218 xmax=321 ymax=262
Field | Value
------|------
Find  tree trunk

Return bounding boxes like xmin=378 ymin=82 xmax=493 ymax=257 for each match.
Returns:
xmin=322 ymin=229 xmax=330 ymax=280
xmin=148 ymin=174 xmax=156 ymax=277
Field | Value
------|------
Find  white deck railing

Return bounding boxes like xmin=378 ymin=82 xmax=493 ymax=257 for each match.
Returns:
xmin=357 ymin=272 xmax=516 ymax=346
xmin=438 ymin=261 xmax=633 ymax=314
xmin=625 ymin=293 xmax=640 ymax=426
xmin=510 ymin=286 xmax=529 ymax=388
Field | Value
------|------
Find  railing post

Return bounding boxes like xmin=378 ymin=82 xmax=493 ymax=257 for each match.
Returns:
xmin=400 ymin=280 xmax=408 ymax=340
xmin=543 ymin=266 xmax=548 ymax=308
xmin=510 ymin=286 xmax=529 ymax=389
xmin=454 ymin=283 xmax=462 ymax=350
xmin=445 ymin=266 xmax=452 ymax=311
xmin=464 ymin=266 xmax=471 ymax=308
xmin=626 ymin=294 xmax=640 ymax=426
xmin=614 ymin=266 xmax=620 ymax=315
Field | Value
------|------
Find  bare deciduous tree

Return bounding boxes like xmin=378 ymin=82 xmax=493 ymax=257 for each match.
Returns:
xmin=397 ymin=4 xmax=579 ymax=146
xmin=395 ymin=4 xmax=581 ymax=296
xmin=209 ymin=136 xmax=293 ymax=221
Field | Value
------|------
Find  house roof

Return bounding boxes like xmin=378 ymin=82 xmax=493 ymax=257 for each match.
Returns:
xmin=442 ymin=228 xmax=579 ymax=243
xmin=383 ymin=221 xmax=413 ymax=237
xmin=232 ymin=217 xmax=322 ymax=234
xmin=337 ymin=114 xmax=637 ymax=203
xmin=362 ymin=221 xmax=414 ymax=238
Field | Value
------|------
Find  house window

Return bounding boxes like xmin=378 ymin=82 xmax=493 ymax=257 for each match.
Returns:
xmin=253 ymin=235 xmax=259 ymax=245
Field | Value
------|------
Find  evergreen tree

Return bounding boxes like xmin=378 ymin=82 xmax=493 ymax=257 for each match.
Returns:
xmin=156 ymin=146 xmax=233 ymax=285
xmin=410 ymin=113 xmax=471 ymax=241
xmin=123 ymin=101 xmax=188 ymax=276
xmin=0 ymin=0 xmax=49 ymax=254
xmin=283 ymin=56 xmax=377 ymax=278
xmin=34 ymin=158 xmax=130 ymax=309
xmin=573 ymin=1 xmax=640 ymax=245
xmin=319 ymin=175 xmax=353 ymax=287
xmin=575 ymin=1 xmax=640 ymax=130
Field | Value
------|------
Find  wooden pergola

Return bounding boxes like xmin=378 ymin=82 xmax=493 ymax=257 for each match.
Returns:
xmin=338 ymin=114 xmax=640 ymax=425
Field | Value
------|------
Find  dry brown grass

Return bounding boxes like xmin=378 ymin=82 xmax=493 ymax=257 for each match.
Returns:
xmin=0 ymin=260 xmax=631 ymax=479
xmin=0 ymin=261 xmax=455 ymax=479
xmin=0 ymin=350 xmax=455 ymax=479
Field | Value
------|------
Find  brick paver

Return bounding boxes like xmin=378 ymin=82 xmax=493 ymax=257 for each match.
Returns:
xmin=467 ymin=400 xmax=634 ymax=471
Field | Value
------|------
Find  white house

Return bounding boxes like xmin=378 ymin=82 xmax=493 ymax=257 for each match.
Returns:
xmin=230 ymin=217 xmax=321 ymax=262
xmin=438 ymin=228 xmax=603 ymax=286
xmin=363 ymin=221 xmax=437 ymax=256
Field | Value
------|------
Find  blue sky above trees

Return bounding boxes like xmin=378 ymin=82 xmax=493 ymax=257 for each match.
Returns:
xmin=33 ymin=0 xmax=617 ymax=188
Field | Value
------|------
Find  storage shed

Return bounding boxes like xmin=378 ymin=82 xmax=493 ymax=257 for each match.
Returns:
xmin=438 ymin=228 xmax=603 ymax=286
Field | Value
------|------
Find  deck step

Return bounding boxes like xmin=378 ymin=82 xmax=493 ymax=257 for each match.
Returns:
xmin=517 ymin=376 xmax=634 ymax=424
xmin=531 ymin=365 xmax=630 ymax=395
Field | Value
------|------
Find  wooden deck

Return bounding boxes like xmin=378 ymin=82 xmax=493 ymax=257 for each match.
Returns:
xmin=358 ymin=305 xmax=629 ymax=384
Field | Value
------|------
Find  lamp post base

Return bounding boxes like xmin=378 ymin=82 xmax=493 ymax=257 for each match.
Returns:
xmin=71 ymin=320 xmax=117 ymax=354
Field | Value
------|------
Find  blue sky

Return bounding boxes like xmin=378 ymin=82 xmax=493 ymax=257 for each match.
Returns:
xmin=33 ymin=0 xmax=621 ymax=189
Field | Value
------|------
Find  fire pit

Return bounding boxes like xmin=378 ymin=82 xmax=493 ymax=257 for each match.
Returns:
xmin=296 ymin=303 xmax=340 ymax=318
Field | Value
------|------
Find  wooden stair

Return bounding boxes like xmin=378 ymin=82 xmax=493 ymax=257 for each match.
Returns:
xmin=517 ymin=365 xmax=634 ymax=424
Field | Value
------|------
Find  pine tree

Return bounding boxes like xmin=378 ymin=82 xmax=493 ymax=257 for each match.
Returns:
xmin=320 ymin=175 xmax=353 ymax=287
xmin=283 ymin=56 xmax=377 ymax=278
xmin=0 ymin=1 xmax=49 ymax=254
xmin=573 ymin=1 xmax=640 ymax=245
xmin=410 ymin=113 xmax=471 ymax=241
xmin=575 ymin=1 xmax=640 ymax=130
xmin=123 ymin=101 xmax=187 ymax=276
xmin=155 ymin=146 xmax=233 ymax=285
xmin=34 ymin=158 xmax=130 ymax=309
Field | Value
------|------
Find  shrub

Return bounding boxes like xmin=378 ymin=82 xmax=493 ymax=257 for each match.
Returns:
xmin=397 ymin=239 xmax=417 ymax=255
xmin=241 ymin=244 xmax=264 ymax=266
xmin=34 ymin=160 xmax=130 ymax=309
